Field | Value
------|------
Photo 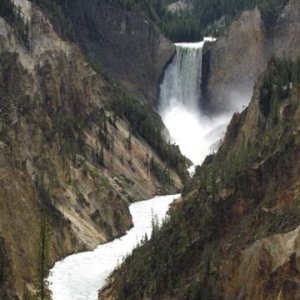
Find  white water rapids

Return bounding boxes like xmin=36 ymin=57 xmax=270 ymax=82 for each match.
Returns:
xmin=49 ymin=194 xmax=179 ymax=300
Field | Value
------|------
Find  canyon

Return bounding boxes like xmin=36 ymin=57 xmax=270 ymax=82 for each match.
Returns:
xmin=0 ymin=0 xmax=183 ymax=298
xmin=0 ymin=0 xmax=299 ymax=299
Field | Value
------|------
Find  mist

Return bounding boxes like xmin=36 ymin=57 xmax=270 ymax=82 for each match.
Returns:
xmin=159 ymin=99 xmax=232 ymax=165
xmin=159 ymin=40 xmax=250 ymax=166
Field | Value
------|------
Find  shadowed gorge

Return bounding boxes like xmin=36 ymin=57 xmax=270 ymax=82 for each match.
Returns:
xmin=0 ymin=0 xmax=299 ymax=299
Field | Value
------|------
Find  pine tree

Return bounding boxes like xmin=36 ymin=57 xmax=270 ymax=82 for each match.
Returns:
xmin=127 ymin=133 xmax=132 ymax=151
xmin=22 ymin=284 xmax=32 ymax=300
xmin=34 ymin=217 xmax=52 ymax=300
xmin=99 ymin=144 xmax=105 ymax=167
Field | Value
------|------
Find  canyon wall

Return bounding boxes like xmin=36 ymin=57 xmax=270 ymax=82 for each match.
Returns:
xmin=203 ymin=0 xmax=300 ymax=113
xmin=63 ymin=0 xmax=175 ymax=106
xmin=0 ymin=0 xmax=182 ymax=297
xmin=100 ymin=51 xmax=300 ymax=300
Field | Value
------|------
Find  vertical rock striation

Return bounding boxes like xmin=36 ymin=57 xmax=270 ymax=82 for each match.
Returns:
xmin=0 ymin=0 xmax=182 ymax=297
xmin=203 ymin=0 xmax=300 ymax=112
xmin=62 ymin=0 xmax=175 ymax=106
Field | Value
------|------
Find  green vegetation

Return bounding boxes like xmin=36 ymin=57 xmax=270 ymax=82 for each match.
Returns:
xmin=150 ymin=157 xmax=172 ymax=186
xmin=107 ymin=58 xmax=300 ymax=299
xmin=104 ymin=0 xmax=163 ymax=21
xmin=199 ymin=57 xmax=300 ymax=196
xmin=30 ymin=0 xmax=73 ymax=36
xmin=112 ymin=191 xmax=216 ymax=299
xmin=28 ymin=0 xmax=290 ymax=41
xmin=34 ymin=217 xmax=52 ymax=300
xmin=103 ymin=0 xmax=289 ymax=41
xmin=106 ymin=86 xmax=188 ymax=179
xmin=22 ymin=285 xmax=33 ymax=300
xmin=6 ymin=0 xmax=188 ymax=178
xmin=97 ymin=144 xmax=105 ymax=167
xmin=204 ymin=53 xmax=300 ymax=194
xmin=0 ymin=0 xmax=29 ymax=43
xmin=0 ymin=237 xmax=8 ymax=291
xmin=190 ymin=0 xmax=289 ymax=32
xmin=0 ymin=0 xmax=14 ymax=19
xmin=260 ymin=57 xmax=300 ymax=120
xmin=126 ymin=133 xmax=132 ymax=151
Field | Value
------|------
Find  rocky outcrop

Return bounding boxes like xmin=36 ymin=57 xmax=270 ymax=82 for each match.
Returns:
xmin=97 ymin=2 xmax=300 ymax=299
xmin=224 ymin=226 xmax=300 ymax=299
xmin=272 ymin=0 xmax=300 ymax=59
xmin=0 ymin=0 xmax=182 ymax=297
xmin=204 ymin=0 xmax=300 ymax=112
xmin=62 ymin=0 xmax=175 ymax=106
xmin=204 ymin=8 xmax=267 ymax=112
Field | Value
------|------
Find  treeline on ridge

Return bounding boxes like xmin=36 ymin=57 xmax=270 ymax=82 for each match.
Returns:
xmin=103 ymin=0 xmax=289 ymax=42
xmin=106 ymin=86 xmax=188 ymax=180
xmin=3 ymin=0 xmax=290 ymax=43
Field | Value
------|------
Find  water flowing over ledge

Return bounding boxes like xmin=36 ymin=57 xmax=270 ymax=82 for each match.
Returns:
xmin=49 ymin=194 xmax=180 ymax=300
xmin=159 ymin=38 xmax=232 ymax=166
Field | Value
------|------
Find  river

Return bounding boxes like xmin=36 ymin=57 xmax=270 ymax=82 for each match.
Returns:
xmin=49 ymin=38 xmax=236 ymax=300
xmin=49 ymin=194 xmax=180 ymax=300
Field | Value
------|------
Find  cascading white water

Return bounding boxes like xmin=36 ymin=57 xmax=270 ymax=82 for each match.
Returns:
xmin=49 ymin=194 xmax=180 ymax=300
xmin=160 ymin=42 xmax=204 ymax=112
xmin=159 ymin=38 xmax=230 ymax=166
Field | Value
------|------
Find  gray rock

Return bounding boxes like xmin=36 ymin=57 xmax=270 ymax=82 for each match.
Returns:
xmin=65 ymin=0 xmax=175 ymax=106
xmin=203 ymin=0 xmax=300 ymax=113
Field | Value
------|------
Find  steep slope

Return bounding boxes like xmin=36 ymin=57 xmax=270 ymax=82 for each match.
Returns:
xmin=203 ymin=0 xmax=300 ymax=112
xmin=33 ymin=0 xmax=176 ymax=106
xmin=100 ymin=58 xmax=300 ymax=299
xmin=203 ymin=7 xmax=267 ymax=112
xmin=272 ymin=0 xmax=300 ymax=59
xmin=0 ymin=0 xmax=184 ymax=297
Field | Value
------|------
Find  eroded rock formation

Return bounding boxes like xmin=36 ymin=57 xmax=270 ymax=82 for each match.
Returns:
xmin=0 ymin=0 xmax=182 ymax=297
xmin=203 ymin=0 xmax=300 ymax=112
xmin=63 ymin=0 xmax=175 ymax=106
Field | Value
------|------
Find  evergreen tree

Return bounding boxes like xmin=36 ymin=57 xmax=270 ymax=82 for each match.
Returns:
xmin=127 ymin=133 xmax=132 ymax=151
xmin=34 ymin=217 xmax=52 ymax=300
xmin=22 ymin=284 xmax=32 ymax=300
xmin=99 ymin=144 xmax=105 ymax=167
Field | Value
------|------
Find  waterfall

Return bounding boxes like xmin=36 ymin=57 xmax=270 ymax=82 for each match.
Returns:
xmin=159 ymin=42 xmax=204 ymax=112
xmin=159 ymin=38 xmax=229 ymax=166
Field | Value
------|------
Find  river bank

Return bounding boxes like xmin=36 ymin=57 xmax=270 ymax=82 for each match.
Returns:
xmin=48 ymin=194 xmax=180 ymax=300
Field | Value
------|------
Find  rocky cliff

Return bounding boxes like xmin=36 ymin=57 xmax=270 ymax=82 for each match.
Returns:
xmin=203 ymin=0 xmax=300 ymax=113
xmin=61 ymin=0 xmax=175 ymax=106
xmin=203 ymin=7 xmax=267 ymax=112
xmin=272 ymin=0 xmax=300 ymax=59
xmin=0 ymin=0 xmax=183 ymax=297
xmin=99 ymin=57 xmax=300 ymax=299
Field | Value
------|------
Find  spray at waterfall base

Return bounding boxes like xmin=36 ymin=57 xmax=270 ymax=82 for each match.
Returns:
xmin=158 ymin=39 xmax=234 ymax=166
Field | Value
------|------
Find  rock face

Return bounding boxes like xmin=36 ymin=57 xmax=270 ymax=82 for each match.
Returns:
xmin=0 ymin=0 xmax=182 ymax=297
xmin=99 ymin=57 xmax=300 ymax=299
xmin=272 ymin=0 xmax=300 ymax=59
xmin=204 ymin=0 xmax=300 ymax=112
xmin=167 ymin=0 xmax=190 ymax=13
xmin=0 ymin=237 xmax=16 ymax=299
xmin=63 ymin=0 xmax=175 ymax=106
xmin=204 ymin=8 xmax=267 ymax=112
xmin=224 ymin=226 xmax=300 ymax=299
